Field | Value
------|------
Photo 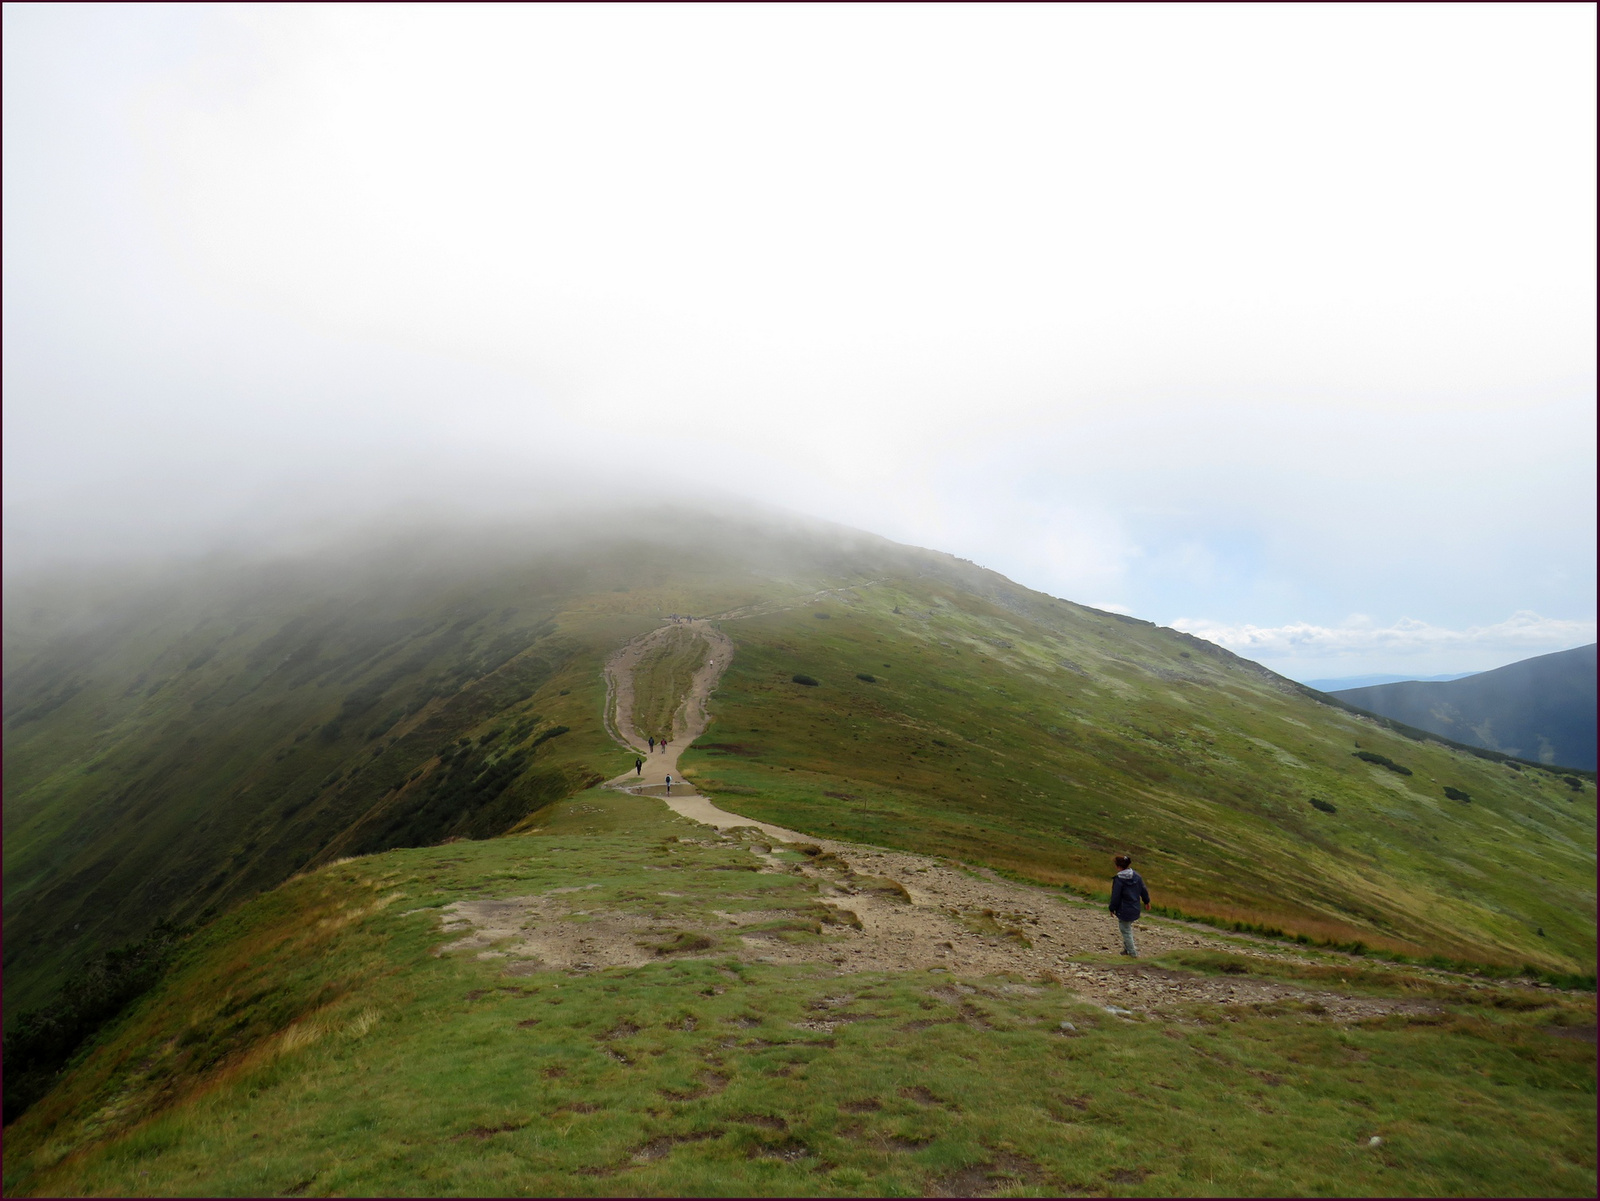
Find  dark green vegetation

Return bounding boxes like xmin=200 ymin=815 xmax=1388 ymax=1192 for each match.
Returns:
xmin=1353 ymin=750 xmax=1412 ymax=775
xmin=4 ymin=532 xmax=645 ymax=1015
xmin=1333 ymin=644 xmax=1598 ymax=771
xmin=5 ymin=507 xmax=1595 ymax=1113
xmin=3 ymin=790 xmax=1593 ymax=1198
xmin=1 ymin=920 xmax=191 ymax=1125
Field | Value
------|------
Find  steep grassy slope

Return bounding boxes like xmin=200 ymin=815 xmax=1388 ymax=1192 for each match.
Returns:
xmin=1333 ymin=644 xmax=1598 ymax=771
xmin=6 ymin=508 xmax=1594 ymax=1028
xmin=4 ymin=548 xmax=617 ymax=1013
xmin=3 ymin=789 xmax=1593 ymax=1198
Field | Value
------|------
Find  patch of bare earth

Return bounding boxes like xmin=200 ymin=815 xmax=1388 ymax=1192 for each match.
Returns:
xmin=430 ymin=835 xmax=1438 ymax=1020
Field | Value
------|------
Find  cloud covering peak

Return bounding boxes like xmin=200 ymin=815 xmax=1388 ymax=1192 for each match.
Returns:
xmin=3 ymin=4 xmax=1593 ymax=675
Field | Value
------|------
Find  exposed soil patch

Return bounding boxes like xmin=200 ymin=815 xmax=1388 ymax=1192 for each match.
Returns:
xmin=839 ymin=1098 xmax=882 ymax=1113
xmin=434 ymin=835 xmax=1447 ymax=1021
xmin=1545 ymin=1024 xmax=1598 ymax=1043
xmin=880 ymin=1134 xmax=933 ymax=1152
xmin=929 ymin=1152 xmax=1046 ymax=1197
xmin=660 ymin=1071 xmax=728 ymax=1100
xmin=747 ymin=1138 xmax=811 ymax=1161
xmin=631 ymin=1130 xmax=722 ymax=1163
xmin=1107 ymin=1166 xmax=1151 ymax=1185
xmin=735 ymin=1114 xmax=788 ymax=1131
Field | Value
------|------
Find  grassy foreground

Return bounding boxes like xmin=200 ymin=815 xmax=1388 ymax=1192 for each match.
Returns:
xmin=5 ymin=789 xmax=1593 ymax=1198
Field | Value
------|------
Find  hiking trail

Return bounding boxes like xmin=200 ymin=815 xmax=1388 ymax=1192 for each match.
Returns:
xmin=525 ymin=615 xmax=1498 ymax=1020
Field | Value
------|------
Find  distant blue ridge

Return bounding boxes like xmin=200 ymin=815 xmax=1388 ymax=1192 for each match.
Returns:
xmin=1299 ymin=670 xmax=1479 ymax=691
xmin=1321 ymin=645 xmax=1597 ymax=772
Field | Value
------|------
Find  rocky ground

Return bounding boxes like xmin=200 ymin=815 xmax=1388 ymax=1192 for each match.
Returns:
xmin=437 ymin=825 xmax=1447 ymax=1022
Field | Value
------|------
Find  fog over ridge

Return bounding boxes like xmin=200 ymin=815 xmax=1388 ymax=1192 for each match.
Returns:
xmin=4 ymin=3 xmax=1594 ymax=679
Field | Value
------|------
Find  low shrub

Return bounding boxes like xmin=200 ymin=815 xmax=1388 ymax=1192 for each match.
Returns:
xmin=1443 ymin=786 xmax=1471 ymax=803
xmin=856 ymin=673 xmax=877 ymax=683
xmin=791 ymin=674 xmax=819 ymax=686
xmin=1309 ymin=797 xmax=1337 ymax=814
xmin=1353 ymin=749 xmax=1412 ymax=775
xmin=529 ymin=725 xmax=570 ymax=750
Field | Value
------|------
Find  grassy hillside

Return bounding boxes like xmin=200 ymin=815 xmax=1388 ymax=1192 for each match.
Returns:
xmin=3 ymin=788 xmax=1593 ymax=1198
xmin=6 ymin=507 xmax=1594 ymax=1030
xmin=682 ymin=587 xmax=1597 ymax=970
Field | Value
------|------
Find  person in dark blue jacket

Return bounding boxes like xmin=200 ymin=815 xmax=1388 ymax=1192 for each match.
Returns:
xmin=1109 ymin=854 xmax=1151 ymax=957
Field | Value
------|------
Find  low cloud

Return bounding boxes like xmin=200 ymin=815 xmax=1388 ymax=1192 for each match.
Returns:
xmin=1171 ymin=611 xmax=1596 ymax=663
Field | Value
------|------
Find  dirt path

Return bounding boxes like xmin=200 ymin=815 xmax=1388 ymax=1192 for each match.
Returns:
xmin=604 ymin=619 xmax=735 ymax=792
xmin=549 ymin=618 xmax=1448 ymax=1020
xmin=603 ymin=622 xmax=810 ymax=840
xmin=443 ymin=826 xmax=1440 ymax=1020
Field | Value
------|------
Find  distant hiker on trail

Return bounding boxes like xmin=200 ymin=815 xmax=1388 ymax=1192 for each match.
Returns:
xmin=665 ymin=775 xmax=672 ymax=795
xmin=634 ymin=758 xmax=642 ymax=776
xmin=648 ymin=735 xmax=655 ymax=752
xmin=660 ymin=736 xmax=668 ymax=750
xmin=1109 ymin=854 xmax=1151 ymax=957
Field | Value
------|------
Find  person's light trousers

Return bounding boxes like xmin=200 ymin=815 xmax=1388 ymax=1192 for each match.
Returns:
xmin=1117 ymin=918 xmax=1138 ymax=956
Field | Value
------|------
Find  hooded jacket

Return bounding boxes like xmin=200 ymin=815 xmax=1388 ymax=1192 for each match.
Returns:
xmin=1109 ymin=868 xmax=1150 ymax=921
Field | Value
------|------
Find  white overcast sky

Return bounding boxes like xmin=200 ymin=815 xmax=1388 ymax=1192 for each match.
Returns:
xmin=4 ymin=3 xmax=1595 ymax=679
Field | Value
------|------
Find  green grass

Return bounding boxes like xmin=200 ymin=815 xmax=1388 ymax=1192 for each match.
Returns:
xmin=4 ymin=788 xmax=1593 ymax=1198
xmin=631 ymin=627 xmax=708 ymax=743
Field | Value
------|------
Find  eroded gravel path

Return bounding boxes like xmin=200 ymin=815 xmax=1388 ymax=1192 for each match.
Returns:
xmin=437 ymin=830 xmax=1441 ymax=1020
xmin=605 ymin=619 xmax=735 ymax=788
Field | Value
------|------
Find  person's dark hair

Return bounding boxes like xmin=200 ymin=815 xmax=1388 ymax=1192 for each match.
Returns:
xmin=1114 ymin=854 xmax=1132 ymax=869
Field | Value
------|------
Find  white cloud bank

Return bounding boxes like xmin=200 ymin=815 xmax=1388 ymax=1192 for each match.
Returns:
xmin=2 ymin=4 xmax=1594 ymax=658
xmin=1171 ymin=611 xmax=1596 ymax=677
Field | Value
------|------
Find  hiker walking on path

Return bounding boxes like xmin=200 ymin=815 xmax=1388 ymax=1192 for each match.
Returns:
xmin=1109 ymin=854 xmax=1150 ymax=957
xmin=648 ymin=736 xmax=655 ymax=752
xmin=665 ymin=775 xmax=673 ymax=796
xmin=635 ymin=758 xmax=642 ymax=776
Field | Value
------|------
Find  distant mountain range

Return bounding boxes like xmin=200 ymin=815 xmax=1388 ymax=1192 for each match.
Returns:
xmin=1330 ymin=644 xmax=1597 ymax=771
xmin=1302 ymin=670 xmax=1479 ymax=691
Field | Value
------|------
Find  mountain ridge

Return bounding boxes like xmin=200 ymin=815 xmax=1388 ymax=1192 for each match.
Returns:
xmin=1331 ymin=644 xmax=1597 ymax=771
xmin=5 ymin=507 xmax=1594 ymax=1023
xmin=3 ymin=506 xmax=1594 ymax=1195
